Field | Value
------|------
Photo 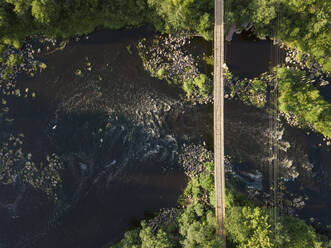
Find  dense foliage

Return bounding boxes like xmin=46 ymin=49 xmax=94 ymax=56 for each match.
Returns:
xmin=0 ymin=0 xmax=147 ymax=47
xmin=109 ymin=159 xmax=328 ymax=248
xmin=182 ymin=74 xmax=212 ymax=97
xmin=277 ymin=67 xmax=331 ymax=138
xmin=0 ymin=0 xmax=213 ymax=48
xmin=1 ymin=0 xmax=330 ymax=71
xmin=147 ymin=0 xmax=213 ymax=40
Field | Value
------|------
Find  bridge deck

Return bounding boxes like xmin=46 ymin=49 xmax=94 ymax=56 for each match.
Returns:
xmin=214 ymin=0 xmax=225 ymax=238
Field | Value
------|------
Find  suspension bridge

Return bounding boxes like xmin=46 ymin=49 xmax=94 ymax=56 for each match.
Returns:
xmin=213 ymin=0 xmax=226 ymax=239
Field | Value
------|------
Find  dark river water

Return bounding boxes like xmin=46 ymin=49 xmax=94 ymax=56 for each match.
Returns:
xmin=0 ymin=28 xmax=330 ymax=247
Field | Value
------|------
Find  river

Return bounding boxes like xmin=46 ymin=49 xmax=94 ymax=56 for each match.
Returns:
xmin=0 ymin=28 xmax=330 ymax=247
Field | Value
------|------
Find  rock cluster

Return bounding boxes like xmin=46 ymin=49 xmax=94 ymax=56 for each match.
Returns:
xmin=0 ymin=43 xmax=34 ymax=81
xmin=137 ymin=33 xmax=199 ymax=82
xmin=137 ymin=33 xmax=212 ymax=104
xmin=178 ymin=143 xmax=213 ymax=177
xmin=0 ymin=135 xmax=64 ymax=201
xmin=0 ymin=35 xmax=68 ymax=85
xmin=148 ymin=208 xmax=180 ymax=233
xmin=224 ymin=69 xmax=268 ymax=109
xmin=282 ymin=46 xmax=330 ymax=81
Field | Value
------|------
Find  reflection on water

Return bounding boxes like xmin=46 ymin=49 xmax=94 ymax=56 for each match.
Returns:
xmin=226 ymin=31 xmax=285 ymax=78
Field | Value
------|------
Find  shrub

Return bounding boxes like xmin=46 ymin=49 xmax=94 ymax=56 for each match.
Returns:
xmin=6 ymin=54 xmax=23 ymax=68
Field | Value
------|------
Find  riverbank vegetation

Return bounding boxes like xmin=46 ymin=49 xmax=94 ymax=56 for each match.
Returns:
xmin=0 ymin=0 xmax=329 ymax=71
xmin=109 ymin=158 xmax=329 ymax=248
xmin=223 ymin=57 xmax=330 ymax=138
xmin=276 ymin=67 xmax=331 ymax=138
xmin=0 ymin=0 xmax=213 ymax=47
xmin=226 ymin=0 xmax=330 ymax=71
xmin=0 ymin=52 xmax=23 ymax=80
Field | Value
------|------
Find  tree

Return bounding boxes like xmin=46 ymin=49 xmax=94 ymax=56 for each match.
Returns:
xmin=277 ymin=67 xmax=331 ymax=137
xmin=31 ymin=0 xmax=59 ymax=24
